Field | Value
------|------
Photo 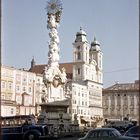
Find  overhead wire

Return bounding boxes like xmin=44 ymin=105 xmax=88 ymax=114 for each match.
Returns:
xmin=104 ymin=67 xmax=139 ymax=74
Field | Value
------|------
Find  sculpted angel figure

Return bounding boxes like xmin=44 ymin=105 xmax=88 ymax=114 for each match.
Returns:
xmin=49 ymin=42 xmax=60 ymax=53
xmin=43 ymin=66 xmax=54 ymax=82
xmin=48 ymin=48 xmax=59 ymax=64
xmin=47 ymin=15 xmax=58 ymax=29
xmin=49 ymin=28 xmax=59 ymax=44
xmin=61 ymin=67 xmax=67 ymax=83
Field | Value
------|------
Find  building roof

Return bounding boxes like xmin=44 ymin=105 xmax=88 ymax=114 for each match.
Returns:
xmin=29 ymin=62 xmax=73 ymax=79
xmin=91 ymin=37 xmax=100 ymax=46
xmin=103 ymin=80 xmax=139 ymax=92
xmin=75 ymin=27 xmax=88 ymax=42
xmin=76 ymin=27 xmax=87 ymax=36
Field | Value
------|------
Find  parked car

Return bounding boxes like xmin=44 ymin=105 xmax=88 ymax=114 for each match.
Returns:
xmin=124 ymin=126 xmax=139 ymax=138
xmin=1 ymin=115 xmax=49 ymax=140
xmin=78 ymin=128 xmax=137 ymax=140
xmin=104 ymin=120 xmax=134 ymax=133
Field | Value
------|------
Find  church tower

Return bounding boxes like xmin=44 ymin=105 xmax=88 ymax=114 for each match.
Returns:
xmin=90 ymin=37 xmax=103 ymax=83
xmin=72 ymin=27 xmax=90 ymax=81
xmin=30 ymin=57 xmax=36 ymax=70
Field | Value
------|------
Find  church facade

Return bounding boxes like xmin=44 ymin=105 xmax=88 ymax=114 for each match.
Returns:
xmin=67 ymin=27 xmax=103 ymax=126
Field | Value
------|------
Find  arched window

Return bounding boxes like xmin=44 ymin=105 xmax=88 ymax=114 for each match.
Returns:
xmin=77 ymin=52 xmax=81 ymax=60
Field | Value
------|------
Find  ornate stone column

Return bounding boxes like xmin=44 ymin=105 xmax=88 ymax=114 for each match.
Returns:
xmin=43 ymin=0 xmax=67 ymax=102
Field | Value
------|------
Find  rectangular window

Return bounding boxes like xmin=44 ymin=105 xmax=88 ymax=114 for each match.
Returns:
xmin=78 ymin=92 xmax=80 ymax=96
xmin=22 ymin=76 xmax=27 ymax=84
xmin=79 ymin=101 xmax=80 ymax=105
xmin=72 ymin=109 xmax=74 ymax=113
xmin=16 ymin=85 xmax=20 ymax=91
xmin=2 ymin=82 xmax=5 ymax=89
xmin=16 ymin=75 xmax=21 ymax=82
xmin=73 ymin=100 xmax=76 ymax=104
xmin=11 ymin=108 xmax=14 ymax=114
xmin=84 ymin=110 xmax=86 ymax=115
xmin=77 ymin=52 xmax=81 ymax=60
xmin=9 ymin=82 xmax=12 ymax=89
xmin=77 ymin=68 xmax=80 ymax=75
xmin=1 ymin=94 xmax=5 ymax=100
xmin=78 ymin=109 xmax=80 ymax=114
xmin=29 ymin=87 xmax=32 ymax=92
xmin=23 ymin=87 xmax=26 ymax=92
xmin=7 ymin=93 xmax=12 ymax=100
xmin=29 ymin=79 xmax=32 ymax=83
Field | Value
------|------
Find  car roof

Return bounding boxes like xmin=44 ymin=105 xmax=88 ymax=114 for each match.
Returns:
xmin=92 ymin=128 xmax=117 ymax=131
xmin=125 ymin=125 xmax=139 ymax=132
xmin=129 ymin=125 xmax=139 ymax=129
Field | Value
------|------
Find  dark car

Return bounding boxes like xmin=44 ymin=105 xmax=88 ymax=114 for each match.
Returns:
xmin=103 ymin=120 xmax=135 ymax=134
xmin=78 ymin=128 xmax=137 ymax=140
xmin=1 ymin=115 xmax=49 ymax=140
xmin=124 ymin=126 xmax=139 ymax=138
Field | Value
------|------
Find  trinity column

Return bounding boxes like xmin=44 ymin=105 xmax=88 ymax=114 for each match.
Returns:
xmin=43 ymin=0 xmax=67 ymax=102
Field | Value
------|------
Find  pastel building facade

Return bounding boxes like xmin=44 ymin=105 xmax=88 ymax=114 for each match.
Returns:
xmin=102 ymin=80 xmax=139 ymax=122
xmin=1 ymin=65 xmax=44 ymax=116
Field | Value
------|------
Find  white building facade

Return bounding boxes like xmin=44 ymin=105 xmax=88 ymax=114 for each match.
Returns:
xmin=102 ymin=80 xmax=139 ymax=122
xmin=68 ymin=28 xmax=103 ymax=127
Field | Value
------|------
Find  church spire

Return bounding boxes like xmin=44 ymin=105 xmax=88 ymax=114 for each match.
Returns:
xmin=90 ymin=36 xmax=101 ymax=51
xmin=31 ymin=56 xmax=36 ymax=69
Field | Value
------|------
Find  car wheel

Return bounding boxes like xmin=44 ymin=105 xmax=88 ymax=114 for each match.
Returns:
xmin=23 ymin=132 xmax=39 ymax=140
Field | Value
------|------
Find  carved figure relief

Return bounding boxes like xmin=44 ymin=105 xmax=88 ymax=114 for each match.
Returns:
xmin=52 ymin=75 xmax=61 ymax=88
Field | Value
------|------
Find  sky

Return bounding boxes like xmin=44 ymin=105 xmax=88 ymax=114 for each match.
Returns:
xmin=2 ymin=0 xmax=139 ymax=88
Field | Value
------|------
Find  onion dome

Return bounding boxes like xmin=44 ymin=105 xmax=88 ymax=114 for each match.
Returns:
xmin=90 ymin=37 xmax=101 ymax=51
xmin=76 ymin=26 xmax=87 ymax=36
xmin=75 ymin=27 xmax=87 ymax=42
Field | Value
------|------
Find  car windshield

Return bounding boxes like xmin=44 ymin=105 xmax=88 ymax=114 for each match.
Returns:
xmin=85 ymin=129 xmax=96 ymax=138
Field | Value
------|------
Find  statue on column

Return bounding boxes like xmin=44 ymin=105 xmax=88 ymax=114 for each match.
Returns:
xmin=43 ymin=0 xmax=67 ymax=102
